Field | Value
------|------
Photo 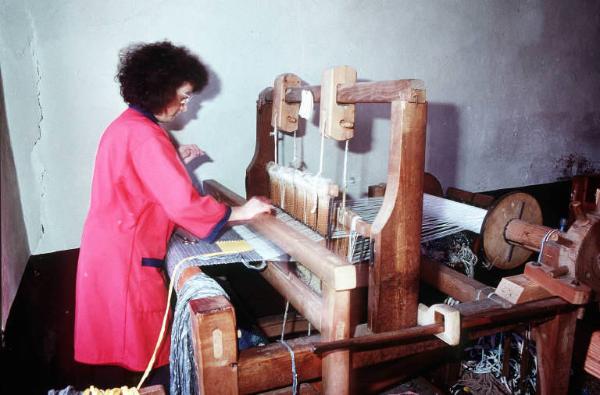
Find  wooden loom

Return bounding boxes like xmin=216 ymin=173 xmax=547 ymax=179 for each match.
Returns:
xmin=176 ymin=68 xmax=599 ymax=394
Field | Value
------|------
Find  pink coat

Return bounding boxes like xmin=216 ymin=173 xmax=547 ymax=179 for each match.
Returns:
xmin=74 ymin=108 xmax=229 ymax=371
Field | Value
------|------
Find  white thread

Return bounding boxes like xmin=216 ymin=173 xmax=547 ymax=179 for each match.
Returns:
xmin=273 ymin=126 xmax=279 ymax=165
xmin=334 ymin=194 xmax=489 ymax=243
xmin=317 ymin=120 xmax=326 ymax=176
xmin=278 ymin=339 xmax=298 ymax=395
xmin=291 ymin=130 xmax=298 ymax=168
xmin=281 ymin=300 xmax=290 ymax=341
xmin=347 ymin=214 xmax=360 ymax=262
xmin=341 ymin=139 xmax=349 ymax=209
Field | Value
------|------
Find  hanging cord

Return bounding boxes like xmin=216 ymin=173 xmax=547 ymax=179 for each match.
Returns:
xmin=273 ymin=119 xmax=279 ymax=166
xmin=278 ymin=340 xmax=298 ymax=395
xmin=279 ymin=300 xmax=298 ymax=395
xmin=281 ymin=300 xmax=290 ymax=341
xmin=291 ymin=130 xmax=299 ymax=169
xmin=341 ymin=139 xmax=350 ymax=210
xmin=347 ymin=214 xmax=360 ymax=262
xmin=316 ymin=120 xmax=326 ymax=177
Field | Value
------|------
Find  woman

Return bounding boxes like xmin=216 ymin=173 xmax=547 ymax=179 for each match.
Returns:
xmin=74 ymin=41 xmax=271 ymax=377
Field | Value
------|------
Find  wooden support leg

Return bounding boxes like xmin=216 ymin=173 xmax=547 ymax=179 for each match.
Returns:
xmin=189 ymin=296 xmax=239 ymax=395
xmin=533 ymin=311 xmax=578 ymax=395
xmin=321 ymin=285 xmax=352 ymax=395
xmin=369 ymin=98 xmax=427 ymax=332
xmin=246 ymin=96 xmax=274 ymax=199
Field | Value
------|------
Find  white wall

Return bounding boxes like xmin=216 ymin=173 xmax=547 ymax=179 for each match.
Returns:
xmin=1 ymin=0 xmax=599 ymax=254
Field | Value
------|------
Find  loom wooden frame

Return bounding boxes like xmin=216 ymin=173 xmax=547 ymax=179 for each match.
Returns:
xmin=179 ymin=78 xmax=581 ymax=395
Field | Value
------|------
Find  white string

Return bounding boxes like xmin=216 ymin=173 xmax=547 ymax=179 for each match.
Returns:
xmin=341 ymin=139 xmax=349 ymax=209
xmin=347 ymin=215 xmax=360 ymax=262
xmin=278 ymin=339 xmax=298 ymax=395
xmin=281 ymin=300 xmax=290 ymax=341
xmin=279 ymin=300 xmax=298 ymax=395
xmin=273 ymin=126 xmax=279 ymax=165
xmin=335 ymin=194 xmax=489 ymax=243
xmin=291 ymin=130 xmax=298 ymax=168
xmin=317 ymin=120 xmax=326 ymax=177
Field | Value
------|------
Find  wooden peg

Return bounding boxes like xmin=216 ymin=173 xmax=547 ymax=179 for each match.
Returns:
xmin=319 ymin=66 xmax=357 ymax=141
xmin=417 ymin=303 xmax=461 ymax=346
xmin=272 ymin=73 xmax=302 ymax=132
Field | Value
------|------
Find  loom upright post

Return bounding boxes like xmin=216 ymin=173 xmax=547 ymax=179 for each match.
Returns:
xmin=189 ymin=296 xmax=239 ymax=394
xmin=321 ymin=285 xmax=352 ymax=394
xmin=246 ymin=89 xmax=274 ymax=199
xmin=369 ymin=95 xmax=427 ymax=332
xmin=533 ymin=310 xmax=579 ymax=395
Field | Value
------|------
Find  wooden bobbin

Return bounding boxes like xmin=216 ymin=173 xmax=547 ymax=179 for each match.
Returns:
xmin=319 ymin=66 xmax=357 ymax=141
xmin=272 ymin=73 xmax=302 ymax=132
xmin=481 ymin=192 xmax=543 ymax=269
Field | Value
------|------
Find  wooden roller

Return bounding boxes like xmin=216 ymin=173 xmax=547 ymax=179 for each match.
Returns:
xmin=480 ymin=192 xmax=543 ymax=269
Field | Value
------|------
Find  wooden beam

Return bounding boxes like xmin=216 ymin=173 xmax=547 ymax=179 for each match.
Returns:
xmin=189 ymin=296 xmax=238 ymax=395
xmin=533 ymin=310 xmax=578 ymax=395
xmin=256 ymin=314 xmax=310 ymax=338
xmin=260 ymin=262 xmax=323 ymax=332
xmin=282 ymin=79 xmax=425 ymax=104
xmin=320 ymin=285 xmax=351 ymax=394
xmin=235 ymin=297 xmax=573 ymax=394
xmin=246 ymin=98 xmax=274 ymax=199
xmin=369 ymin=99 xmax=427 ymax=332
xmin=237 ymin=336 xmax=322 ymax=394
xmin=420 ymin=256 xmax=492 ymax=302
xmin=315 ymin=297 xmax=575 ymax=355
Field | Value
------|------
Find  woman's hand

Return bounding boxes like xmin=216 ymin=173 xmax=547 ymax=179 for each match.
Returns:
xmin=229 ymin=196 xmax=273 ymax=222
xmin=178 ymin=144 xmax=204 ymax=164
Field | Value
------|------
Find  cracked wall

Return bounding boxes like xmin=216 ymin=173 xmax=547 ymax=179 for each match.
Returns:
xmin=1 ymin=0 xmax=599 ymax=261
xmin=0 ymin=0 xmax=38 ymax=328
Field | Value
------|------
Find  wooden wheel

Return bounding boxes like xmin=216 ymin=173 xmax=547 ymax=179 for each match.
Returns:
xmin=481 ymin=192 xmax=543 ymax=269
xmin=573 ymin=218 xmax=600 ymax=293
xmin=423 ymin=172 xmax=443 ymax=197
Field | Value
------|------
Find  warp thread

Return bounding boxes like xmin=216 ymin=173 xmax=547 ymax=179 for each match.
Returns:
xmin=170 ymin=272 xmax=228 ymax=395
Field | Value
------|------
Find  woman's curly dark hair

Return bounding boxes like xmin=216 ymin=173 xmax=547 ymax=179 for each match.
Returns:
xmin=117 ymin=41 xmax=208 ymax=113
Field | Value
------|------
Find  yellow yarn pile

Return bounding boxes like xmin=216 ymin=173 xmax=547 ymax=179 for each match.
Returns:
xmin=83 ymin=386 xmax=140 ymax=395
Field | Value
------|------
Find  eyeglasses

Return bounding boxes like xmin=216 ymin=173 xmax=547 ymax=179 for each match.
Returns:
xmin=179 ymin=93 xmax=193 ymax=106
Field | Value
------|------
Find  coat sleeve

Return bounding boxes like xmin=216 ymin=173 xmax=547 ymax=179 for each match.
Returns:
xmin=130 ymin=133 xmax=230 ymax=241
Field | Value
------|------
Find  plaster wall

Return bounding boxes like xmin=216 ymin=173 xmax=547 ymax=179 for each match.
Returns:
xmin=1 ymin=74 xmax=31 ymax=329
xmin=1 ymin=0 xmax=599 ymax=255
xmin=0 ymin=1 xmax=36 ymax=327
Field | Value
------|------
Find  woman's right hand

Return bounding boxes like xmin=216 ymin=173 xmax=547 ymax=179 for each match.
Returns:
xmin=229 ymin=196 xmax=273 ymax=222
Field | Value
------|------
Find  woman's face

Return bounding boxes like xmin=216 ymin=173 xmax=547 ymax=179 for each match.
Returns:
xmin=154 ymin=82 xmax=194 ymax=123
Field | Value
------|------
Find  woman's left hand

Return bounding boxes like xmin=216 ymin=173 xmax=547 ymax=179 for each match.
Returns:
xmin=178 ymin=144 xmax=204 ymax=164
